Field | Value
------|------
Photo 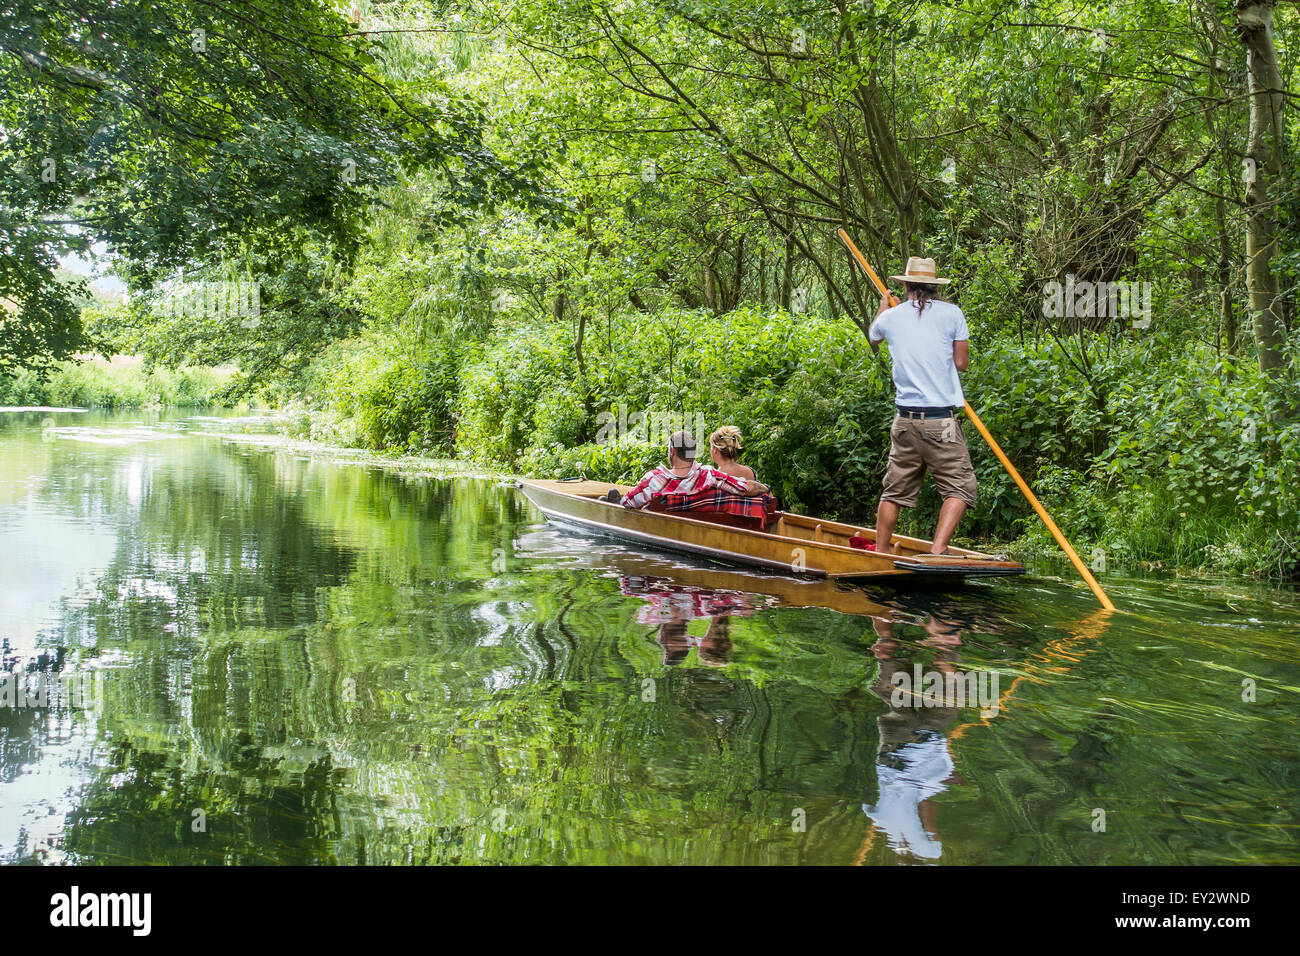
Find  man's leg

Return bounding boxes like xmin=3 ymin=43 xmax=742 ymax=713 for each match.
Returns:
xmin=925 ymin=417 xmax=977 ymax=554
xmin=876 ymin=498 xmax=901 ymax=554
xmin=930 ymin=497 xmax=967 ymax=554
xmin=878 ymin=418 xmax=923 ymax=554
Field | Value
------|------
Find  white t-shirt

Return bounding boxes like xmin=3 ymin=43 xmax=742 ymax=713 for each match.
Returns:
xmin=862 ymin=733 xmax=953 ymax=861
xmin=869 ymin=298 xmax=969 ymax=408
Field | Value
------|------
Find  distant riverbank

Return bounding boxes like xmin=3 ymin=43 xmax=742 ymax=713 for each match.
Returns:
xmin=0 ymin=355 xmax=235 ymax=410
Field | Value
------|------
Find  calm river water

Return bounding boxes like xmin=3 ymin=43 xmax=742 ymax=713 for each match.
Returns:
xmin=1 ymin=409 xmax=1296 ymax=865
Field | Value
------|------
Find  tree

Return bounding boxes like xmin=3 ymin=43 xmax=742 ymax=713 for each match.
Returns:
xmin=1237 ymin=0 xmax=1291 ymax=381
xmin=0 ymin=0 xmax=534 ymax=374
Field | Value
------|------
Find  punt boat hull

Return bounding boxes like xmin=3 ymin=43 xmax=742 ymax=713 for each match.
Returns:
xmin=517 ymin=479 xmax=1026 ymax=582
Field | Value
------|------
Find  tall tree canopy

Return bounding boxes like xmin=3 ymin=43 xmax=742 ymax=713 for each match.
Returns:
xmin=0 ymin=0 xmax=541 ymax=373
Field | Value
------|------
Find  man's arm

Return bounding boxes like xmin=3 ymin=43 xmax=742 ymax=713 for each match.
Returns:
xmin=952 ymin=308 xmax=970 ymax=372
xmin=701 ymin=468 xmax=767 ymax=498
xmin=622 ymin=469 xmax=665 ymax=509
xmin=869 ymin=295 xmax=891 ymax=353
xmin=953 ymin=340 xmax=969 ymax=372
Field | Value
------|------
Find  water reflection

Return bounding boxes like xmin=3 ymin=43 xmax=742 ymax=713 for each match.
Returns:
xmin=862 ymin=611 xmax=989 ymax=862
xmin=0 ymin=409 xmax=1297 ymax=865
xmin=618 ymin=575 xmax=768 ymax=667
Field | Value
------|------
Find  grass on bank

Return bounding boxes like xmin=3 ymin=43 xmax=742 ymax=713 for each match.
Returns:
xmin=0 ymin=355 xmax=236 ymax=408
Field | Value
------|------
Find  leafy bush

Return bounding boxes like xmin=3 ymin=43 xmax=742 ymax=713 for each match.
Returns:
xmin=0 ymin=369 xmax=48 ymax=406
xmin=522 ymin=439 xmax=665 ymax=484
xmin=300 ymin=331 xmax=461 ymax=453
xmin=456 ymin=307 xmax=902 ymax=521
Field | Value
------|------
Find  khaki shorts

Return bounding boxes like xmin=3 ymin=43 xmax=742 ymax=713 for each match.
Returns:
xmin=881 ymin=415 xmax=978 ymax=508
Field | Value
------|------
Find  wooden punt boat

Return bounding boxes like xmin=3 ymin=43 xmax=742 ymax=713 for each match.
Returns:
xmin=517 ymin=479 xmax=1025 ymax=582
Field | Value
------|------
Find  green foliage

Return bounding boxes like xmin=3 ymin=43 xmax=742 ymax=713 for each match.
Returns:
xmin=457 ymin=322 xmax=583 ymax=463
xmin=47 ymin=357 xmax=233 ymax=408
xmin=454 ymin=307 xmax=899 ymax=518
xmin=1096 ymin=355 xmax=1300 ymax=575
xmin=523 ymin=440 xmax=665 ymax=485
xmin=0 ymin=355 xmax=232 ymax=408
xmin=0 ymin=367 xmax=48 ymax=406
xmin=297 ymin=332 xmax=461 ymax=453
xmin=0 ymin=0 xmax=539 ymax=375
xmin=20 ymin=0 xmax=1300 ymax=580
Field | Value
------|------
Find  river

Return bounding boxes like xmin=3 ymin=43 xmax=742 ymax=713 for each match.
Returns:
xmin=1 ymin=408 xmax=1296 ymax=864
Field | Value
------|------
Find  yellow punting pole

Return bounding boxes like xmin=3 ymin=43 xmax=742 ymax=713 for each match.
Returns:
xmin=836 ymin=227 xmax=1116 ymax=611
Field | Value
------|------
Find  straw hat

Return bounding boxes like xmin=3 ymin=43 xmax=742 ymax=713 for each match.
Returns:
xmin=890 ymin=256 xmax=951 ymax=285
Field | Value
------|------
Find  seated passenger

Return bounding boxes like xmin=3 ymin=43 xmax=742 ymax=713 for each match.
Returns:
xmin=620 ymin=430 xmax=769 ymax=510
xmin=708 ymin=426 xmax=757 ymax=483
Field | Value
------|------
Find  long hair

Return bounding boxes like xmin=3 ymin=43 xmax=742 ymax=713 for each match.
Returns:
xmin=905 ymin=281 xmax=941 ymax=314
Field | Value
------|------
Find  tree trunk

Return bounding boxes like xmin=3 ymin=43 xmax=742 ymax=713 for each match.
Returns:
xmin=779 ymin=223 xmax=794 ymax=311
xmin=702 ymin=257 xmax=718 ymax=315
xmin=1206 ymin=19 xmax=1240 ymax=360
xmin=728 ymin=234 xmax=745 ymax=312
xmin=1218 ymin=196 xmax=1238 ymax=357
xmin=574 ymin=311 xmax=586 ymax=378
xmin=1214 ymin=166 xmax=1237 ymax=355
xmin=552 ymin=266 xmax=566 ymax=324
xmin=1237 ymin=0 xmax=1288 ymax=381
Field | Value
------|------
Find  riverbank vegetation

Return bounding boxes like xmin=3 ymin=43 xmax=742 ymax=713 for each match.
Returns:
xmin=0 ymin=355 xmax=233 ymax=408
xmin=5 ymin=0 xmax=1299 ymax=578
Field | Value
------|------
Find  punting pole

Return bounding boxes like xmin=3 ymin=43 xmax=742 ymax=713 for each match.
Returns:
xmin=836 ymin=227 xmax=1116 ymax=610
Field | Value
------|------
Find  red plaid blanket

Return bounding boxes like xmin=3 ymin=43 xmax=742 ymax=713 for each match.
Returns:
xmin=654 ymin=491 xmax=775 ymax=525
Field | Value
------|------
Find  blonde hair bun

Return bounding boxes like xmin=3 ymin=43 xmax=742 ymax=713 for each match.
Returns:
xmin=709 ymin=425 xmax=744 ymax=458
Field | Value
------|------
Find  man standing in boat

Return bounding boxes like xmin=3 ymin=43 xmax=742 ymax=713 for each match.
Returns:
xmin=868 ymin=257 xmax=977 ymax=555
